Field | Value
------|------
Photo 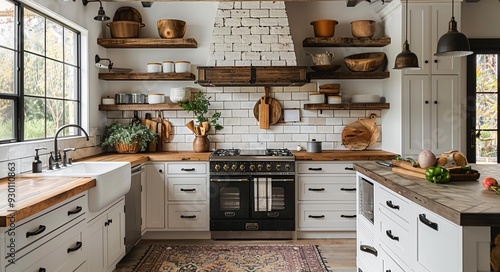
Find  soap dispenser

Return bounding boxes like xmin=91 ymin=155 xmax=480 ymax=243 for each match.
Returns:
xmin=32 ymin=147 xmax=46 ymax=173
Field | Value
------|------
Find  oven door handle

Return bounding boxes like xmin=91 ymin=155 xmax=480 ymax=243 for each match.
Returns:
xmin=210 ymin=178 xmax=250 ymax=182
xmin=270 ymin=178 xmax=295 ymax=182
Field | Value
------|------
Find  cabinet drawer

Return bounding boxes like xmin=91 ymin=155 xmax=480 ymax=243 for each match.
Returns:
xmin=166 ymin=163 xmax=207 ymax=174
xmin=298 ymin=176 xmax=356 ymax=201
xmin=379 ymin=210 xmax=410 ymax=267
xmin=357 ymin=220 xmax=379 ymax=270
xmin=381 ymin=248 xmax=407 ymax=272
xmin=298 ymin=203 xmax=356 ymax=230
xmin=6 ymin=218 xmax=86 ymax=272
xmin=297 ymin=162 xmax=355 ymax=174
xmin=167 ymin=204 xmax=208 ymax=230
xmin=167 ymin=177 xmax=207 ymax=202
xmin=4 ymin=193 xmax=87 ymax=255
xmin=377 ymin=186 xmax=411 ymax=224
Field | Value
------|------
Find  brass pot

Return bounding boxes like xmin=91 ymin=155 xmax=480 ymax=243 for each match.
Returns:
xmin=310 ymin=19 xmax=338 ymax=37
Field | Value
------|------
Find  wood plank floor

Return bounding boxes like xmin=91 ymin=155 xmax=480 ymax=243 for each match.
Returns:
xmin=114 ymin=238 xmax=357 ymax=272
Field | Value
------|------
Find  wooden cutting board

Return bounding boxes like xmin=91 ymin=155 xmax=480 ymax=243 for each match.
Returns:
xmin=253 ymin=97 xmax=281 ymax=125
xmin=259 ymin=96 xmax=269 ymax=129
xmin=391 ymin=160 xmax=480 ymax=181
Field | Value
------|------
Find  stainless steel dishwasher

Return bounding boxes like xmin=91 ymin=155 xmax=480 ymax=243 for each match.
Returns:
xmin=125 ymin=164 xmax=144 ymax=254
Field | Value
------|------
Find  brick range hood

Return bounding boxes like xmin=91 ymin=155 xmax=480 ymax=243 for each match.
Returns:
xmin=196 ymin=1 xmax=307 ymax=87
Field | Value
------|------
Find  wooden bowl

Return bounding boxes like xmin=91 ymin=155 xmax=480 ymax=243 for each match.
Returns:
xmin=310 ymin=19 xmax=338 ymax=37
xmin=350 ymin=20 xmax=375 ymax=38
xmin=310 ymin=64 xmax=341 ymax=72
xmin=107 ymin=21 xmax=144 ymax=38
xmin=157 ymin=19 xmax=186 ymax=39
xmin=344 ymin=52 xmax=385 ymax=72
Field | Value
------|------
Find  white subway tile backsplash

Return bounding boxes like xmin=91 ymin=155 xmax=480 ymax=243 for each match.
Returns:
xmin=250 ymin=9 xmax=269 ymax=17
xmin=242 ymin=1 xmax=260 ymax=9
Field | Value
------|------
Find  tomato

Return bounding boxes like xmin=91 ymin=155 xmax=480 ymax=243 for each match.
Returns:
xmin=482 ymin=177 xmax=498 ymax=190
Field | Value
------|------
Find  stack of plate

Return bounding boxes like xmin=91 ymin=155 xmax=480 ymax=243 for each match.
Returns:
xmin=351 ymin=94 xmax=380 ymax=103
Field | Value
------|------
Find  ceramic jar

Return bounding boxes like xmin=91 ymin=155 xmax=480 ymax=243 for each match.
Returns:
xmin=175 ymin=61 xmax=191 ymax=73
xmin=169 ymin=87 xmax=191 ymax=103
xmin=193 ymin=135 xmax=210 ymax=152
xmin=147 ymin=62 xmax=162 ymax=73
xmin=162 ymin=61 xmax=174 ymax=73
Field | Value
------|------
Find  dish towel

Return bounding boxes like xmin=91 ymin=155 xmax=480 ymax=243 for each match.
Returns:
xmin=254 ymin=178 xmax=272 ymax=211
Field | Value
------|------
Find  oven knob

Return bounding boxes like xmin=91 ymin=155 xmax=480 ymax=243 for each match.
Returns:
xmin=285 ymin=163 xmax=291 ymax=171
xmin=250 ymin=164 xmax=256 ymax=171
xmin=231 ymin=164 xmax=238 ymax=171
xmin=240 ymin=164 xmax=246 ymax=171
xmin=223 ymin=164 xmax=229 ymax=171
xmin=257 ymin=164 xmax=263 ymax=171
xmin=276 ymin=164 xmax=281 ymax=171
xmin=266 ymin=164 xmax=272 ymax=171
xmin=214 ymin=164 xmax=221 ymax=172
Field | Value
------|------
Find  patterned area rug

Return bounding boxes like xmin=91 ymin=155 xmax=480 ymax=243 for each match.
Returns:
xmin=133 ymin=244 xmax=331 ymax=272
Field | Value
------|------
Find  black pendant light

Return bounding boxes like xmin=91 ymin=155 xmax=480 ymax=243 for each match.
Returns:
xmin=82 ymin=0 xmax=110 ymax=21
xmin=434 ymin=0 xmax=472 ymax=57
xmin=394 ymin=0 xmax=419 ymax=70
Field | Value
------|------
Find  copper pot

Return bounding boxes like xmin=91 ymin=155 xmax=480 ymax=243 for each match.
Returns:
xmin=310 ymin=19 xmax=338 ymax=37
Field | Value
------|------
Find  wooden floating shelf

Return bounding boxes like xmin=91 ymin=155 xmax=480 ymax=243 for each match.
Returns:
xmin=308 ymin=71 xmax=390 ymax=80
xmin=98 ymin=72 xmax=195 ymax=81
xmin=99 ymin=103 xmax=182 ymax=111
xmin=97 ymin=38 xmax=198 ymax=48
xmin=303 ymin=37 xmax=391 ymax=47
xmin=304 ymin=103 xmax=390 ymax=110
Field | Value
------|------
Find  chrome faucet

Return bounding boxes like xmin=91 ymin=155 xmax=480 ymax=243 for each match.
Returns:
xmin=53 ymin=124 xmax=90 ymax=168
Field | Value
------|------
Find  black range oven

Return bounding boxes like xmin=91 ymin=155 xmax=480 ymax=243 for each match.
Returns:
xmin=209 ymin=149 xmax=295 ymax=240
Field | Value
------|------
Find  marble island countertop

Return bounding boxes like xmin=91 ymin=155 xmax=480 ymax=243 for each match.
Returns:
xmin=354 ymin=162 xmax=500 ymax=226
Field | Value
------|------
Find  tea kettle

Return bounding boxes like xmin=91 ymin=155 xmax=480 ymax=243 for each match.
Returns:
xmin=307 ymin=51 xmax=334 ymax=65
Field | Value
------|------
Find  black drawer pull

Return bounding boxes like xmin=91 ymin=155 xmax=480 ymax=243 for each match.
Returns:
xmin=180 ymin=188 xmax=196 ymax=192
xmin=359 ymin=244 xmax=378 ymax=256
xmin=386 ymin=230 xmax=399 ymax=241
xmin=67 ymin=241 xmax=82 ymax=253
xmin=386 ymin=200 xmax=400 ymax=210
xmin=68 ymin=205 xmax=82 ymax=216
xmin=181 ymin=168 xmax=195 ymax=172
xmin=308 ymin=167 xmax=322 ymax=171
xmin=308 ymin=215 xmax=325 ymax=219
xmin=386 ymin=270 xmax=392 ymax=272
xmin=340 ymin=188 xmax=356 ymax=191
xmin=341 ymin=214 xmax=356 ymax=218
xmin=26 ymin=225 xmax=46 ymax=238
xmin=39 ymin=268 xmax=46 ymax=272
xmin=419 ymin=213 xmax=438 ymax=231
xmin=181 ymin=215 xmax=197 ymax=219
xmin=308 ymin=188 xmax=325 ymax=191
xmin=345 ymin=167 xmax=355 ymax=171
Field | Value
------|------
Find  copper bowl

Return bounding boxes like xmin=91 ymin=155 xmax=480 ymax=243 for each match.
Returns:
xmin=344 ymin=52 xmax=385 ymax=72
xmin=157 ymin=19 xmax=186 ymax=39
xmin=350 ymin=20 xmax=376 ymax=38
xmin=310 ymin=19 xmax=338 ymax=37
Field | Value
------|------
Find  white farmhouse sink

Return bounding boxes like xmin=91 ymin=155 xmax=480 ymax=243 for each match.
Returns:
xmin=31 ymin=162 xmax=131 ymax=212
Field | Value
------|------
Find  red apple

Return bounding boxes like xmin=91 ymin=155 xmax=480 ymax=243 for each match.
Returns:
xmin=482 ymin=177 xmax=498 ymax=190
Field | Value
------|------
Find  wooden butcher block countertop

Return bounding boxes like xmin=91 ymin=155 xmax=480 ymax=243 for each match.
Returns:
xmin=80 ymin=151 xmax=212 ymax=167
xmin=293 ymin=150 xmax=397 ymax=161
xmin=0 ymin=176 xmax=95 ymax=227
xmin=354 ymin=162 xmax=500 ymax=226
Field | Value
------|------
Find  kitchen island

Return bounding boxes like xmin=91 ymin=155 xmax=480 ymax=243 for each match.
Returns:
xmin=354 ymin=162 xmax=498 ymax=272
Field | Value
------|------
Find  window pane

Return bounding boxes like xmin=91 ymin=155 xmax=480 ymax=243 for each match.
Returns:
xmin=0 ymin=99 xmax=15 ymax=141
xmin=46 ymin=59 xmax=63 ymax=98
xmin=476 ymin=131 xmax=497 ymax=163
xmin=24 ymin=52 xmax=45 ymax=96
xmin=24 ymin=96 xmax=45 ymax=140
xmin=46 ymin=98 xmax=63 ymax=137
xmin=46 ymin=19 xmax=63 ymax=61
xmin=0 ymin=0 xmax=15 ymax=49
xmin=0 ymin=48 xmax=15 ymax=94
xmin=65 ymin=64 xmax=78 ymax=100
xmin=64 ymin=28 xmax=78 ymax=65
xmin=476 ymin=54 xmax=498 ymax=93
xmin=24 ymin=8 xmax=45 ymax=55
xmin=476 ymin=93 xmax=498 ymax=130
xmin=65 ymin=101 xmax=78 ymax=129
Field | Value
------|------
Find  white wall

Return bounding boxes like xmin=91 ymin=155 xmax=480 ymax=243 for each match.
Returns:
xmin=462 ymin=0 xmax=500 ymax=38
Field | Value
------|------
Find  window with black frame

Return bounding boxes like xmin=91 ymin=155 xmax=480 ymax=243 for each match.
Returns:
xmin=0 ymin=0 xmax=81 ymax=144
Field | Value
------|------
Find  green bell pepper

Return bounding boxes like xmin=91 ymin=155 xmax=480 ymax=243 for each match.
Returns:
xmin=425 ymin=166 xmax=451 ymax=184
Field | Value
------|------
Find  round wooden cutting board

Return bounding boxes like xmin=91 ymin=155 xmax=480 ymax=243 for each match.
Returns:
xmin=253 ymin=97 xmax=282 ymax=125
xmin=342 ymin=115 xmax=379 ymax=150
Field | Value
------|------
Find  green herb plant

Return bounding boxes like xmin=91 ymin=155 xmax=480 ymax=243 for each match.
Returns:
xmin=178 ymin=92 xmax=223 ymax=131
xmin=100 ymin=122 xmax=157 ymax=151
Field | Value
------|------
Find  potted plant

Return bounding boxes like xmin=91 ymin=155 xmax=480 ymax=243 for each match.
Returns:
xmin=179 ymin=92 xmax=223 ymax=152
xmin=101 ymin=122 xmax=157 ymax=153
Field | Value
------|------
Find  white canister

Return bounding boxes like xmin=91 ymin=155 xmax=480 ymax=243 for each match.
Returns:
xmin=309 ymin=93 xmax=325 ymax=104
xmin=148 ymin=93 xmax=165 ymax=104
xmin=147 ymin=62 xmax=162 ymax=73
xmin=162 ymin=61 xmax=175 ymax=73
xmin=101 ymin=96 xmax=115 ymax=105
xmin=170 ymin=87 xmax=191 ymax=103
xmin=175 ymin=61 xmax=191 ymax=73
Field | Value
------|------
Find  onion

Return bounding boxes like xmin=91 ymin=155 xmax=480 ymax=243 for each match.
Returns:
xmin=418 ymin=149 xmax=437 ymax=169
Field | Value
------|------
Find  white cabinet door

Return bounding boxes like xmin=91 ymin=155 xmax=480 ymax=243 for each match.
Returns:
xmin=87 ymin=216 xmax=106 ymax=272
xmin=403 ymin=75 xmax=460 ymax=156
xmin=145 ymin=163 xmax=165 ymax=229
xmin=106 ymin=203 xmax=125 ymax=270
xmin=405 ymin=3 xmax=460 ymax=75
